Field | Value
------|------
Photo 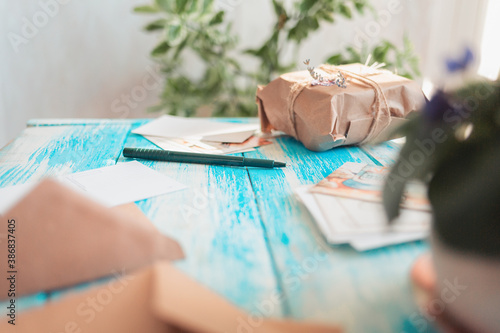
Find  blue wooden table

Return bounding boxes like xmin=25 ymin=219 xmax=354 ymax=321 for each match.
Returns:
xmin=0 ymin=118 xmax=431 ymax=333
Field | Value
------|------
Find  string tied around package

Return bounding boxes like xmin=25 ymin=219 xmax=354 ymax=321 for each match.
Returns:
xmin=287 ymin=62 xmax=392 ymax=145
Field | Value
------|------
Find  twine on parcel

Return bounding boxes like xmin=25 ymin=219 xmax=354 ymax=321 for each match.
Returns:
xmin=287 ymin=65 xmax=392 ymax=144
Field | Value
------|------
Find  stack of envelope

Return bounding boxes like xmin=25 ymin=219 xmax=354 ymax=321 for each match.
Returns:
xmin=295 ymin=162 xmax=431 ymax=251
xmin=133 ymin=115 xmax=272 ymax=154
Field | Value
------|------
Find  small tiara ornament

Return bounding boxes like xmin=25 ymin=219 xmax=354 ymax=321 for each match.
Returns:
xmin=304 ymin=59 xmax=348 ymax=88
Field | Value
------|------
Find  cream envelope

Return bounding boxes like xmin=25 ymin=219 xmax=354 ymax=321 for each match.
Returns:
xmin=2 ymin=262 xmax=342 ymax=333
xmin=132 ymin=115 xmax=258 ymax=143
xmin=0 ymin=179 xmax=184 ymax=300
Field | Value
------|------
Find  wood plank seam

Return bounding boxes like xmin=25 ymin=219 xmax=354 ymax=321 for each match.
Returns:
xmin=244 ymin=166 xmax=293 ymax=317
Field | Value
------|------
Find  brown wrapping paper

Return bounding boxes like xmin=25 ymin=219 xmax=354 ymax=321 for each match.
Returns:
xmin=0 ymin=179 xmax=184 ymax=300
xmin=257 ymin=63 xmax=426 ymax=151
xmin=1 ymin=262 xmax=342 ymax=333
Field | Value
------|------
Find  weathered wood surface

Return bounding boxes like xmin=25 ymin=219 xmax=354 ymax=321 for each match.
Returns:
xmin=0 ymin=119 xmax=431 ymax=332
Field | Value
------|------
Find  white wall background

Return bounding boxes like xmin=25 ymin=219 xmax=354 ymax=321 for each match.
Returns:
xmin=0 ymin=0 xmax=496 ymax=149
xmin=0 ymin=0 xmax=161 ymax=148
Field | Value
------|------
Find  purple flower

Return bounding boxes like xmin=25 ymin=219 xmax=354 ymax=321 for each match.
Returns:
xmin=446 ymin=47 xmax=474 ymax=73
xmin=423 ymin=90 xmax=454 ymax=121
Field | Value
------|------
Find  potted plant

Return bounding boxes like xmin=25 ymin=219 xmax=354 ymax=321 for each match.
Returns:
xmin=134 ymin=0 xmax=420 ymax=117
xmin=383 ymin=53 xmax=500 ymax=332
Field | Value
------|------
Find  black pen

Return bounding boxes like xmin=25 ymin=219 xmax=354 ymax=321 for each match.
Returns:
xmin=123 ymin=148 xmax=286 ymax=168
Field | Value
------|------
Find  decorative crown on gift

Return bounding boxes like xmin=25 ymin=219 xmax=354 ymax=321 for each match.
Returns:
xmin=304 ymin=59 xmax=348 ymax=88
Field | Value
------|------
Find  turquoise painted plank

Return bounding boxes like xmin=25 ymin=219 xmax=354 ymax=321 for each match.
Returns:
xmin=115 ymin=121 xmax=284 ymax=316
xmin=26 ymin=117 xmax=257 ymax=127
xmin=47 ymin=275 xmax=121 ymax=303
xmin=27 ymin=118 xmax=142 ymax=127
xmin=0 ymin=118 xmax=432 ymax=332
xmin=0 ymin=293 xmax=49 ymax=313
xmin=0 ymin=123 xmax=134 ymax=310
xmin=360 ymin=140 xmax=405 ymax=167
xmin=0 ymin=124 xmax=132 ymax=187
xmin=244 ymin=136 xmax=429 ymax=333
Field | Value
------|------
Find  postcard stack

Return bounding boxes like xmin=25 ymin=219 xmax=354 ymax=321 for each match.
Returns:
xmin=296 ymin=162 xmax=431 ymax=251
xmin=132 ymin=115 xmax=271 ymax=154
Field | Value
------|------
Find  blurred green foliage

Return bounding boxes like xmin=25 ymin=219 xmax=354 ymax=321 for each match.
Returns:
xmin=383 ymin=79 xmax=500 ymax=222
xmin=326 ymin=36 xmax=421 ymax=79
xmin=135 ymin=0 xmax=420 ymax=117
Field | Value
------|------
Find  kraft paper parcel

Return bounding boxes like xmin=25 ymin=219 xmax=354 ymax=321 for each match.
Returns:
xmin=0 ymin=179 xmax=184 ymax=299
xmin=257 ymin=63 xmax=426 ymax=151
xmin=1 ymin=262 xmax=342 ymax=333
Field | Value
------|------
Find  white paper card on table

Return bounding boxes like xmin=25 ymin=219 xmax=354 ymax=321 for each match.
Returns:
xmin=313 ymin=192 xmax=430 ymax=236
xmin=0 ymin=161 xmax=187 ymax=214
xmin=132 ymin=115 xmax=258 ymax=143
xmin=349 ymin=232 xmax=428 ymax=252
xmin=294 ymin=186 xmax=429 ymax=251
xmin=60 ymin=161 xmax=187 ymax=206
xmin=295 ymin=186 xmax=336 ymax=240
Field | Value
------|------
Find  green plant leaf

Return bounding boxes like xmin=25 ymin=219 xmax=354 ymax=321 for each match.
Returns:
xmin=144 ymin=19 xmax=166 ymax=31
xmin=173 ymin=36 xmax=189 ymax=59
xmin=382 ymin=161 xmax=408 ymax=222
xmin=272 ymin=0 xmax=286 ymax=16
xmin=155 ymin=0 xmax=172 ymax=12
xmin=175 ymin=0 xmax=189 ymax=12
xmin=209 ymin=11 xmax=225 ymax=25
xmin=288 ymin=16 xmax=318 ymax=42
xmin=201 ymin=0 xmax=213 ymax=14
xmin=354 ymin=0 xmax=366 ymax=14
xmin=372 ymin=44 xmax=390 ymax=62
xmin=317 ymin=10 xmax=334 ymax=23
xmin=244 ymin=48 xmax=263 ymax=57
xmin=186 ymin=0 xmax=199 ymax=13
xmin=226 ymin=57 xmax=242 ymax=71
xmin=308 ymin=16 xmax=320 ymax=30
xmin=326 ymin=54 xmax=344 ymax=64
xmin=338 ymin=3 xmax=352 ymax=19
xmin=151 ymin=41 xmax=170 ymax=56
xmin=134 ymin=5 xmax=159 ymax=13
xmin=166 ymin=24 xmax=185 ymax=45
xmin=300 ymin=0 xmax=317 ymax=12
